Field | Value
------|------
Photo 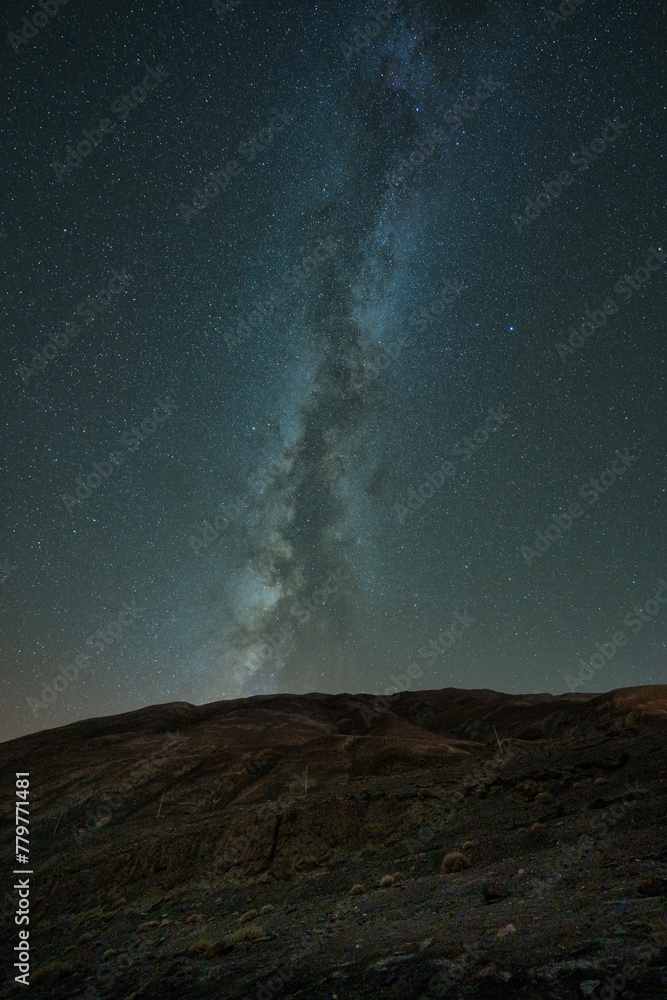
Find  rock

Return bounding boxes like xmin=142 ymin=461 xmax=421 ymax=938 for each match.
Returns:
xmin=483 ymin=883 xmax=512 ymax=903
xmin=497 ymin=923 xmax=516 ymax=939
xmin=637 ymin=877 xmax=667 ymax=896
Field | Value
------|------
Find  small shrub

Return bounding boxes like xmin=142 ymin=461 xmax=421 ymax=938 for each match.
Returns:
xmin=534 ymin=792 xmax=554 ymax=806
xmin=441 ymin=851 xmax=471 ymax=874
xmin=348 ymin=883 xmax=366 ymax=896
xmin=462 ymin=840 xmax=476 ymax=850
xmin=530 ymin=822 xmax=546 ymax=834
xmin=185 ymin=914 xmax=203 ymax=924
xmin=239 ymin=908 xmax=259 ymax=923
xmin=379 ymin=874 xmax=395 ymax=887
xmin=390 ymin=871 xmax=403 ymax=881
xmin=259 ymin=904 xmax=275 ymax=914
xmin=138 ymin=920 xmax=160 ymax=930
xmin=78 ymin=932 xmax=93 ymax=944
xmin=101 ymin=949 xmax=118 ymax=960
xmin=594 ymin=777 xmax=607 ymax=786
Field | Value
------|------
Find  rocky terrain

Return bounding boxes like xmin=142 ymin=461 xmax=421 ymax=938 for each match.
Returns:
xmin=1 ymin=684 xmax=666 ymax=999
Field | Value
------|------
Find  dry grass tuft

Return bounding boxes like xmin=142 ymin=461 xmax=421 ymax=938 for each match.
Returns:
xmin=594 ymin=777 xmax=608 ymax=786
xmin=530 ymin=822 xmax=546 ymax=833
xmin=259 ymin=904 xmax=275 ymax=914
xmin=462 ymin=840 xmax=476 ymax=850
xmin=441 ymin=851 xmax=471 ymax=874
xmin=187 ymin=936 xmax=216 ymax=957
xmin=534 ymin=791 xmax=554 ymax=806
xmin=239 ymin=908 xmax=259 ymax=923
xmin=225 ymin=922 xmax=265 ymax=945
xmin=379 ymin=874 xmax=395 ymax=887
xmin=138 ymin=920 xmax=160 ymax=930
xmin=348 ymin=883 xmax=366 ymax=896
xmin=78 ymin=932 xmax=93 ymax=944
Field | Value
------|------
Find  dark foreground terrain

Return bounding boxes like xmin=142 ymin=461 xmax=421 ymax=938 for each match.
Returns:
xmin=1 ymin=685 xmax=666 ymax=999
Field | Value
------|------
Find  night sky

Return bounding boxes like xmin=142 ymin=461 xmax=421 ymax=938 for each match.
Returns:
xmin=0 ymin=0 xmax=665 ymax=743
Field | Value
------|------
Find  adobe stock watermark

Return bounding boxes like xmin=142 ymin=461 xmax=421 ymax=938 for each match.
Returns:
xmin=349 ymin=334 xmax=411 ymax=396
xmin=417 ymin=610 xmax=477 ymax=668
xmin=385 ymin=75 xmax=502 ymax=189
xmin=405 ymin=742 xmax=517 ymax=856
xmin=521 ymin=448 xmax=639 ymax=566
xmin=339 ymin=0 xmax=403 ymax=63
xmin=178 ymin=107 xmax=297 ymax=224
xmin=352 ymin=275 xmax=462 ymax=399
xmin=350 ymin=609 xmax=476 ymax=729
xmin=7 ymin=0 xmax=73 ymax=55
xmin=511 ymin=116 xmax=630 ymax=234
xmin=1 ymin=558 xmax=18 ymax=586
xmin=26 ymin=598 xmax=145 ymax=718
xmin=423 ymin=938 xmax=485 ymax=998
xmin=238 ymin=441 xmax=306 ymax=509
xmin=554 ymin=246 xmax=666 ymax=362
xmin=224 ymin=238 xmax=339 ymax=351
xmin=239 ymin=962 xmax=295 ymax=1000
xmin=212 ymin=569 xmax=350 ymax=676
xmin=17 ymin=269 xmax=133 ymax=382
xmin=189 ymin=444 xmax=308 ymax=554
xmin=212 ymin=0 xmax=245 ymax=18
xmin=204 ymin=770 xmax=308 ymax=883
xmin=349 ymin=662 xmax=423 ymax=729
xmin=543 ymin=0 xmax=589 ymax=33
xmin=565 ymin=577 xmax=667 ymax=692
xmin=588 ymin=938 xmax=664 ymax=1000
xmin=82 ymin=949 xmax=137 ymax=1000
xmin=51 ymin=68 xmax=169 ymax=182
xmin=189 ymin=511 xmax=230 ymax=556
xmin=71 ymin=732 xmax=185 ymax=845
xmin=395 ymin=406 xmax=512 ymax=524
xmin=61 ymin=397 xmax=178 ymax=514
xmin=406 ymin=278 xmax=463 ymax=336
xmin=532 ymin=781 xmax=647 ymax=904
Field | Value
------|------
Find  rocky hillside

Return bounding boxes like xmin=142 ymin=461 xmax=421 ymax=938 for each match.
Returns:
xmin=1 ymin=684 xmax=666 ymax=998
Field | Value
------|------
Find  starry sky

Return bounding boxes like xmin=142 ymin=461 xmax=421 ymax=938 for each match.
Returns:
xmin=0 ymin=0 xmax=665 ymax=743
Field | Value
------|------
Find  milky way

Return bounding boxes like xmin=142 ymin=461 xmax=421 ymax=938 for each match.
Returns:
xmin=0 ymin=0 xmax=664 ymax=741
